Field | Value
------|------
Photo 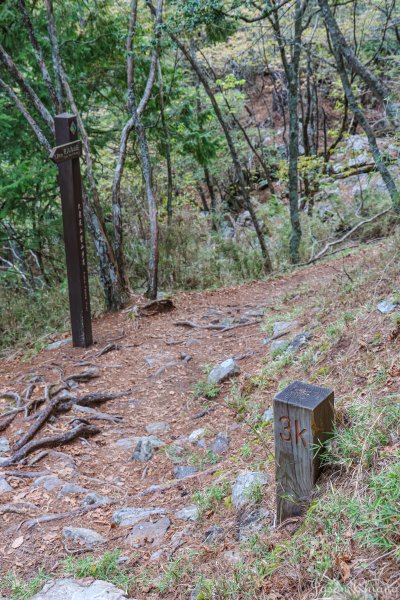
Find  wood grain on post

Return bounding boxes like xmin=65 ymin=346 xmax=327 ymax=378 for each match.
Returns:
xmin=274 ymin=381 xmax=334 ymax=523
xmin=53 ymin=113 xmax=93 ymax=348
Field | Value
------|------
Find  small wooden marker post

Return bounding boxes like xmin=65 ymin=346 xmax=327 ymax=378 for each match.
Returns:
xmin=50 ymin=113 xmax=93 ymax=348
xmin=274 ymin=381 xmax=334 ymax=523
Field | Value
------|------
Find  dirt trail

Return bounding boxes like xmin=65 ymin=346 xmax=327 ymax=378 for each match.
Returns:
xmin=0 ymin=249 xmax=385 ymax=597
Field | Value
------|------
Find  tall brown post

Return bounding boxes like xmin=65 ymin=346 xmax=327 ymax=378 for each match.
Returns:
xmin=274 ymin=381 xmax=334 ymax=523
xmin=52 ymin=113 xmax=93 ymax=348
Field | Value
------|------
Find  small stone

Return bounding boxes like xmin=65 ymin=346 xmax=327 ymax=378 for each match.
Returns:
xmin=208 ymin=358 xmax=240 ymax=385
xmin=57 ymin=483 xmax=87 ymax=499
xmin=272 ymin=320 xmax=299 ymax=338
xmin=188 ymin=428 xmax=206 ymax=444
xmin=232 ymin=471 xmax=269 ymax=509
xmin=112 ymin=506 xmax=166 ymax=527
xmin=377 ymin=300 xmax=398 ymax=314
xmin=173 ymin=466 xmax=198 ymax=479
xmin=145 ymin=421 xmax=170 ymax=435
xmin=204 ymin=525 xmax=224 ymax=544
xmin=126 ymin=517 xmax=170 ymax=547
xmin=131 ymin=438 xmax=154 ymax=461
xmin=82 ymin=492 xmax=111 ymax=506
xmin=31 ymin=578 xmax=128 ymax=600
xmin=211 ymin=432 xmax=230 ymax=455
xmin=0 ymin=437 xmax=10 ymax=454
xmin=223 ymin=550 xmax=242 ymax=564
xmin=175 ymin=505 xmax=199 ymax=521
xmin=32 ymin=475 xmax=64 ymax=492
xmin=186 ymin=338 xmax=200 ymax=347
xmin=263 ymin=408 xmax=274 ymax=423
xmin=0 ymin=477 xmax=12 ymax=495
xmin=115 ymin=436 xmax=139 ymax=449
xmin=63 ymin=527 xmax=105 ymax=546
xmin=237 ymin=507 xmax=271 ymax=541
xmin=289 ymin=332 xmax=312 ymax=352
xmin=46 ymin=338 xmax=72 ymax=351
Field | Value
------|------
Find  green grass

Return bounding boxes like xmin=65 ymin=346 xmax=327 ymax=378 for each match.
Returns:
xmin=192 ymin=481 xmax=231 ymax=517
xmin=191 ymin=379 xmax=220 ymax=400
xmin=0 ymin=570 xmax=50 ymax=600
xmin=63 ymin=549 xmax=133 ymax=591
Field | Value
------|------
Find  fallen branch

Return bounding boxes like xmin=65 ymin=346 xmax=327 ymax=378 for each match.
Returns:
xmin=1 ymin=422 xmax=100 ymax=466
xmin=307 ymin=208 xmax=392 ymax=264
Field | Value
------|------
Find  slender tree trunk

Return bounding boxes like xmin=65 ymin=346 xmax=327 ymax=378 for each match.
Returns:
xmin=317 ymin=0 xmax=397 ymax=124
xmin=157 ymin=62 xmax=174 ymax=225
xmin=175 ymin=37 xmax=273 ymax=273
xmin=204 ymin=166 xmax=218 ymax=230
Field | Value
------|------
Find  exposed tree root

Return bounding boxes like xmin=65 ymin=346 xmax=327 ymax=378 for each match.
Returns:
xmin=1 ymin=422 xmax=100 ymax=467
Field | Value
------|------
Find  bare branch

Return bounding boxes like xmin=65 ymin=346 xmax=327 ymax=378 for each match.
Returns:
xmin=0 ymin=77 xmax=51 ymax=152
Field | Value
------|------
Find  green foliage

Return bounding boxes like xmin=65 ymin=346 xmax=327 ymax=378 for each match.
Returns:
xmin=0 ymin=570 xmax=50 ymax=600
xmin=192 ymin=379 xmax=220 ymax=400
xmin=63 ymin=549 xmax=133 ymax=591
xmin=192 ymin=480 xmax=231 ymax=516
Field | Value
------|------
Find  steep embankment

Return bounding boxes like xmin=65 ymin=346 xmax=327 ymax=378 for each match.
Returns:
xmin=0 ymin=239 xmax=399 ymax=599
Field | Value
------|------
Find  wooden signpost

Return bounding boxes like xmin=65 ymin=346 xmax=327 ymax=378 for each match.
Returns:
xmin=274 ymin=381 xmax=334 ymax=523
xmin=50 ymin=113 xmax=93 ymax=348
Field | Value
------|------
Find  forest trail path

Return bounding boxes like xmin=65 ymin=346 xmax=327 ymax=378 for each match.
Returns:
xmin=0 ymin=242 xmax=395 ymax=598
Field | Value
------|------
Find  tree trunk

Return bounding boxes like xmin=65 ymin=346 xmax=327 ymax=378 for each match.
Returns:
xmin=317 ymin=0 xmax=397 ymax=125
xmin=323 ymin=22 xmax=400 ymax=212
xmin=176 ymin=37 xmax=273 ymax=273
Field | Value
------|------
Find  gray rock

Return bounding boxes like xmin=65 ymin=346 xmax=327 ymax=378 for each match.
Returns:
xmin=57 ymin=483 xmax=87 ymax=499
xmin=0 ymin=477 xmax=12 ymax=495
xmin=173 ymin=466 xmax=198 ymax=479
xmin=188 ymin=428 xmax=206 ymax=444
xmin=46 ymin=338 xmax=72 ymax=351
xmin=112 ymin=506 xmax=166 ymax=527
xmin=82 ymin=492 xmax=111 ymax=506
xmin=289 ymin=332 xmax=312 ymax=352
xmin=63 ymin=526 xmax=105 ymax=546
xmin=175 ymin=505 xmax=199 ymax=522
xmin=270 ymin=339 xmax=289 ymax=353
xmin=237 ymin=507 xmax=271 ymax=541
xmin=145 ymin=421 xmax=170 ymax=435
xmin=186 ymin=338 xmax=200 ymax=347
xmin=345 ymin=134 xmax=368 ymax=153
xmin=126 ymin=517 xmax=170 ymax=547
xmin=115 ymin=437 xmax=140 ymax=449
xmin=204 ymin=525 xmax=224 ymax=544
xmin=32 ymin=475 xmax=64 ymax=492
xmin=208 ymin=358 xmax=240 ymax=384
xmin=262 ymin=408 xmax=274 ymax=423
xmin=211 ymin=432 xmax=230 ymax=455
xmin=31 ymin=578 xmax=129 ymax=599
xmin=232 ymin=471 xmax=269 ymax=509
xmin=131 ymin=435 xmax=165 ymax=461
xmin=0 ymin=457 xmax=8 ymax=466
xmin=131 ymin=438 xmax=154 ymax=461
xmin=348 ymin=153 xmax=369 ymax=167
xmin=272 ymin=320 xmax=299 ymax=338
xmin=0 ymin=437 xmax=10 ymax=454
xmin=377 ymin=300 xmax=398 ymax=314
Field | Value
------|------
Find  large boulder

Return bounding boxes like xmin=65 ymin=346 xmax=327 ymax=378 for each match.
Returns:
xmin=31 ymin=578 xmax=129 ymax=599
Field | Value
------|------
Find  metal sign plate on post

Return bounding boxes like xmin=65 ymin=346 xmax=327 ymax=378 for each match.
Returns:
xmin=274 ymin=381 xmax=334 ymax=523
xmin=51 ymin=113 xmax=93 ymax=348
xmin=49 ymin=140 xmax=82 ymax=164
